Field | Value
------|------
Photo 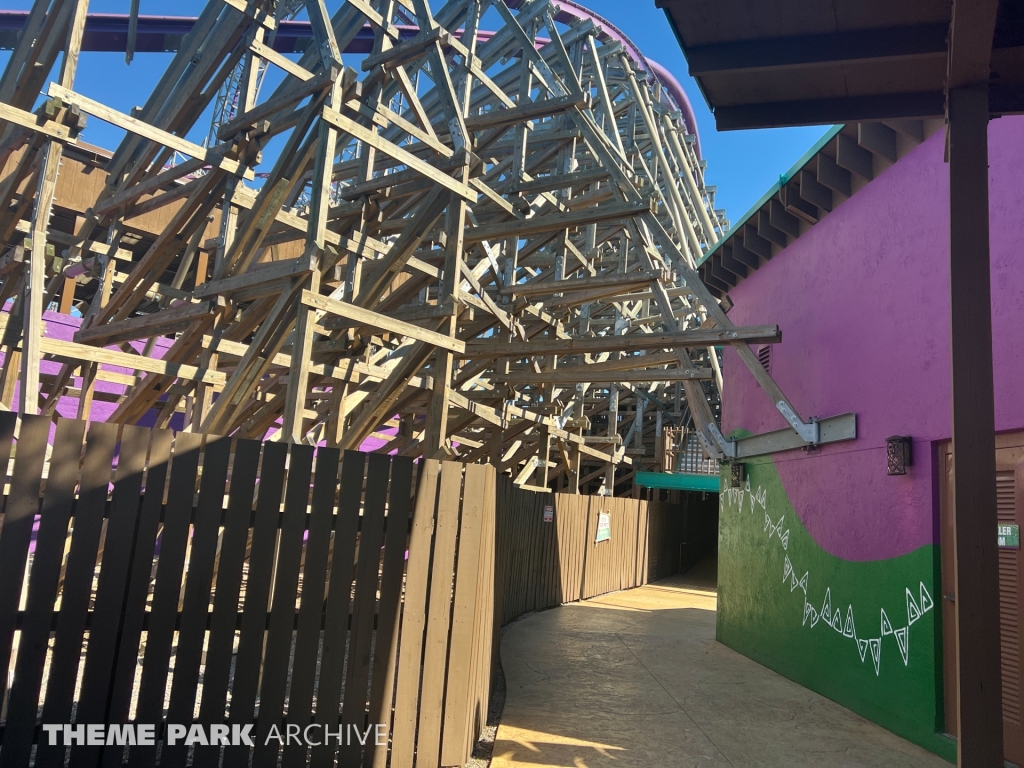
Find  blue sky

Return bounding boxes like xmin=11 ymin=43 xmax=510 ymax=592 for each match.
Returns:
xmin=0 ymin=0 xmax=831 ymax=224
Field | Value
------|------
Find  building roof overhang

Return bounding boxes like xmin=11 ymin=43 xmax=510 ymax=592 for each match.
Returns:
xmin=656 ymin=0 xmax=1024 ymax=129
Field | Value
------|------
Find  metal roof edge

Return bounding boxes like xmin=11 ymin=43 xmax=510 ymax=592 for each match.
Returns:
xmin=696 ymin=123 xmax=845 ymax=268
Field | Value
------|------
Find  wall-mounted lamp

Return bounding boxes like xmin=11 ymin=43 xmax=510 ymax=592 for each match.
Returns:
xmin=886 ymin=436 xmax=913 ymax=476
xmin=730 ymin=462 xmax=745 ymax=488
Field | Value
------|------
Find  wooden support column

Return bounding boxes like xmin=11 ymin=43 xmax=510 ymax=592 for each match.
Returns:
xmin=76 ymin=249 xmax=114 ymax=422
xmin=326 ymin=376 xmax=355 ymax=448
xmin=535 ymin=424 xmax=552 ymax=489
xmin=424 ymin=188 xmax=466 ymax=459
xmin=20 ymin=142 xmax=60 ymax=415
xmin=283 ymin=65 xmax=340 ymax=443
xmin=191 ymin=206 xmax=233 ymax=433
xmin=605 ymin=385 xmax=618 ymax=492
xmin=58 ymin=275 xmax=75 ymax=314
xmin=488 ymin=425 xmax=503 ymax=468
xmin=948 ymin=84 xmax=1003 ymax=768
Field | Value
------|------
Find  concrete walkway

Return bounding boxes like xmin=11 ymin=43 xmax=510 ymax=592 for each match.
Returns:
xmin=491 ymin=565 xmax=950 ymax=768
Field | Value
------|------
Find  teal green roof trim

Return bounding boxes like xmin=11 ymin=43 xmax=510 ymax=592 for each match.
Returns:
xmin=636 ymin=471 xmax=720 ymax=492
xmin=696 ymin=124 xmax=846 ymax=268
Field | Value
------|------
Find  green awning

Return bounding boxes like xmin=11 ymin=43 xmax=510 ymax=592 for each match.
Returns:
xmin=635 ymin=471 xmax=720 ymax=493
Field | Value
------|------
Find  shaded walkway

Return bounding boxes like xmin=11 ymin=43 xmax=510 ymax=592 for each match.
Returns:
xmin=491 ymin=568 xmax=949 ymax=767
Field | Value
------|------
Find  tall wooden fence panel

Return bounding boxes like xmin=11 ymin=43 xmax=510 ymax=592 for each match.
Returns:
xmin=0 ymin=415 xmax=496 ymax=768
xmin=495 ymin=478 xmax=686 ymax=621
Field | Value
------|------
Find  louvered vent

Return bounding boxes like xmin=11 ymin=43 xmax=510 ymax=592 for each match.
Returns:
xmin=997 ymin=471 xmax=1021 ymax=724
xmin=757 ymin=345 xmax=771 ymax=374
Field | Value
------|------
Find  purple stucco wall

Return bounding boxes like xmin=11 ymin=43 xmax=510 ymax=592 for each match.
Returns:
xmin=0 ymin=308 xmax=180 ymax=430
xmin=2 ymin=306 xmax=396 ymax=450
xmin=722 ymin=116 xmax=1024 ymax=562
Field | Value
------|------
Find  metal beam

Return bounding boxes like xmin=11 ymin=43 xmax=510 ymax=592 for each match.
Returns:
xmin=727 ymin=413 xmax=857 ymax=459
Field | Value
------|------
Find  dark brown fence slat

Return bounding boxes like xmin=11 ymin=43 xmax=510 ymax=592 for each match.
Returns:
xmin=338 ymin=453 xmax=391 ymax=767
xmin=0 ymin=411 xmax=684 ymax=766
xmin=0 ymin=410 xmax=17 ymax=515
xmin=309 ymin=450 xmax=366 ymax=768
xmin=366 ymin=455 xmax=414 ymax=768
xmin=415 ymin=463 xmax=463 ymax=768
xmin=0 ymin=414 xmax=49 ymax=716
xmin=160 ymin=435 xmax=232 ymax=768
xmin=279 ymin=446 xmax=340 ymax=767
xmin=127 ymin=430 xmax=203 ymax=768
xmin=222 ymin=441 xmax=288 ymax=768
xmin=100 ymin=428 xmax=172 ymax=768
xmin=389 ymin=459 xmax=440 ymax=768
xmin=251 ymin=443 xmax=314 ymax=768
xmin=33 ymin=421 xmax=118 ymax=768
xmin=0 ymin=418 xmax=85 ymax=768
xmin=69 ymin=424 xmax=151 ymax=768
xmin=191 ymin=437 xmax=261 ymax=768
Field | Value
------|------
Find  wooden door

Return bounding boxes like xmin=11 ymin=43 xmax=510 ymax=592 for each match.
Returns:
xmin=941 ymin=435 xmax=1024 ymax=765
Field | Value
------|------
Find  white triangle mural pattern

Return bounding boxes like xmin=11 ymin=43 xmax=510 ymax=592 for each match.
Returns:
xmin=723 ymin=479 xmax=935 ymax=677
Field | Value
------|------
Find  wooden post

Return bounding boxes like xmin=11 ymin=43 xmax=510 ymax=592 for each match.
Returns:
xmin=947 ymin=84 xmax=1003 ymax=768
xmin=425 ymin=187 xmax=466 ymax=459
xmin=605 ymin=385 xmax=618 ymax=493
xmin=20 ymin=142 xmax=61 ymax=415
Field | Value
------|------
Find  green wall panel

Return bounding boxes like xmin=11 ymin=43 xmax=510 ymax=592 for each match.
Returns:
xmin=717 ymin=457 xmax=953 ymax=761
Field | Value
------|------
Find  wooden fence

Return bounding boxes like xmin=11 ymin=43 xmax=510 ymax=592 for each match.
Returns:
xmin=495 ymin=477 xmax=686 ymax=625
xmin=0 ymin=414 xmax=495 ymax=768
xmin=0 ymin=416 xmax=686 ymax=767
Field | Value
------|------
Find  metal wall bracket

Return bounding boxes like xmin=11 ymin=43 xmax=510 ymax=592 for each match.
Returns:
xmin=776 ymin=401 xmax=819 ymax=444
xmin=733 ymin=413 xmax=856 ymax=459
xmin=706 ymin=423 xmax=737 ymax=458
xmin=703 ymin=414 xmax=856 ymax=461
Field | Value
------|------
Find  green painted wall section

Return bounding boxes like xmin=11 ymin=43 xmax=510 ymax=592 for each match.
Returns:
xmin=717 ymin=456 xmax=954 ymax=761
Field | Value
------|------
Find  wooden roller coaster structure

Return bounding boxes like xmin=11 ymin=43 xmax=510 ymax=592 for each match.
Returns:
xmin=0 ymin=0 xmax=832 ymax=495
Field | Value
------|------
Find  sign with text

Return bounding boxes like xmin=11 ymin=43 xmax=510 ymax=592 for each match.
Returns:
xmin=543 ymin=505 xmax=553 ymax=523
xmin=596 ymin=511 xmax=611 ymax=542
xmin=998 ymin=523 xmax=1020 ymax=549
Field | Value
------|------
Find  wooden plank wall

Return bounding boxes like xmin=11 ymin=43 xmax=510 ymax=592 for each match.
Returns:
xmin=0 ymin=416 xmax=497 ymax=768
xmin=494 ymin=477 xmax=686 ymax=625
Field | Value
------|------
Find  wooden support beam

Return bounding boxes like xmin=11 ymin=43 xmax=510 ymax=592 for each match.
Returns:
xmin=460 ymin=325 xmax=779 ymax=358
xmin=39 ymin=337 xmax=226 ymax=386
xmin=19 ymin=137 xmax=64 ymax=414
xmin=464 ymin=199 xmax=651 ymax=243
xmin=301 ymin=290 xmax=466 ymax=354
xmin=495 ymin=368 xmax=712 ymax=384
xmin=75 ymin=299 xmax=221 ymax=346
xmin=320 ymin=106 xmax=477 ymax=201
xmin=948 ymin=83 xmax=1003 ymax=768
xmin=0 ymin=102 xmax=77 ymax=143
xmin=47 ymin=84 xmax=250 ymax=176
xmin=0 ymin=0 xmax=819 ymax=500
